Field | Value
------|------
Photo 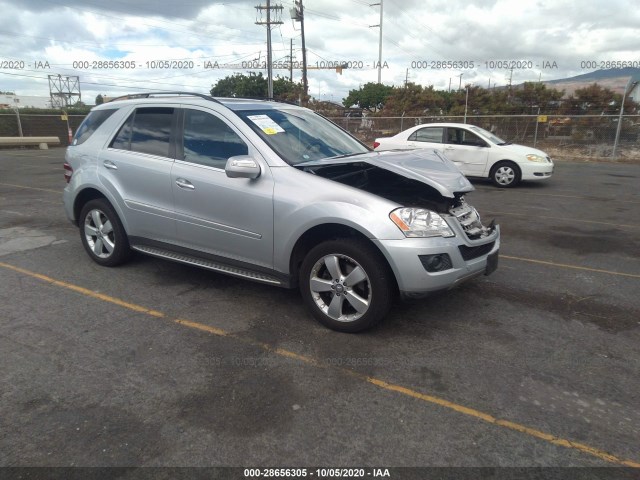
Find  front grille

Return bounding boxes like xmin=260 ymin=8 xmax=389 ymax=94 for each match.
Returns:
xmin=458 ymin=242 xmax=495 ymax=261
xmin=449 ymin=201 xmax=488 ymax=239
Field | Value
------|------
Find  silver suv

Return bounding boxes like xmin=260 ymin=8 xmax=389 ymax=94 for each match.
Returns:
xmin=63 ymin=92 xmax=500 ymax=332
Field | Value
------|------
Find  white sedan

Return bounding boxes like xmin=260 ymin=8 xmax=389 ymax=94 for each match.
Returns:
xmin=374 ymin=123 xmax=554 ymax=187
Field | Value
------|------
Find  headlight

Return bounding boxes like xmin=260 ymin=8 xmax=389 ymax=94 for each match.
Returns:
xmin=390 ymin=208 xmax=455 ymax=238
xmin=526 ymin=154 xmax=546 ymax=162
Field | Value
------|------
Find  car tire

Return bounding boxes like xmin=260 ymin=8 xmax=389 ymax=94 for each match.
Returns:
xmin=79 ymin=198 xmax=131 ymax=267
xmin=299 ymin=238 xmax=394 ymax=332
xmin=490 ymin=161 xmax=521 ymax=188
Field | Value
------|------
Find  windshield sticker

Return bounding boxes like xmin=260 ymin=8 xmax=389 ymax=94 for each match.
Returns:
xmin=247 ymin=114 xmax=285 ymax=135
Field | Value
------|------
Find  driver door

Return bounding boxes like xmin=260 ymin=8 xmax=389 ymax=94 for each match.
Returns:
xmin=171 ymin=108 xmax=274 ymax=268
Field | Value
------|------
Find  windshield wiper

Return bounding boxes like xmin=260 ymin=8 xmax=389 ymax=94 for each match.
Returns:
xmin=497 ymin=142 xmax=512 ymax=146
xmin=325 ymin=152 xmax=367 ymax=160
xmin=296 ymin=152 xmax=366 ymax=166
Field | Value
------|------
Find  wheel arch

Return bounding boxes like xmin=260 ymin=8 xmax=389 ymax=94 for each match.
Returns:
xmin=288 ymin=223 xmax=399 ymax=293
xmin=73 ymin=187 xmax=128 ymax=232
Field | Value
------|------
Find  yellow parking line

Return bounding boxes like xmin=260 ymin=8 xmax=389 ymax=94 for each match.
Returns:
xmin=0 ymin=182 xmax=60 ymax=194
xmin=365 ymin=378 xmax=639 ymax=467
xmin=487 ymin=211 xmax=640 ymax=230
xmin=502 ymin=255 xmax=640 ymax=279
xmin=0 ymin=262 xmax=165 ymax=317
xmin=516 ymin=192 xmax=640 ymax=205
xmin=1 ymin=259 xmax=638 ymax=468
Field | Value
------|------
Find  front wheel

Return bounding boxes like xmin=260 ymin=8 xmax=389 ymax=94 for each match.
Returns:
xmin=490 ymin=161 xmax=521 ymax=188
xmin=79 ymin=198 xmax=131 ymax=267
xmin=299 ymin=239 xmax=394 ymax=332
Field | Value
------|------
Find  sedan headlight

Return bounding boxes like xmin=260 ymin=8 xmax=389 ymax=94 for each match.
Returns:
xmin=526 ymin=154 xmax=547 ymax=162
xmin=390 ymin=208 xmax=455 ymax=238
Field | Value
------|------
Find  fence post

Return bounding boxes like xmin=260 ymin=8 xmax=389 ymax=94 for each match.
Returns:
xmin=533 ymin=107 xmax=540 ymax=148
xmin=14 ymin=107 xmax=23 ymax=137
xmin=612 ymin=78 xmax=638 ymax=161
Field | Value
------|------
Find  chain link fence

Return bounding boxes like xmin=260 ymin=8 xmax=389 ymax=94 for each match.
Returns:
xmin=329 ymin=114 xmax=640 ymax=162
xmin=2 ymin=112 xmax=639 ymax=162
xmin=0 ymin=113 xmax=86 ymax=146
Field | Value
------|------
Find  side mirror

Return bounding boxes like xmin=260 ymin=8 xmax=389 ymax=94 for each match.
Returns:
xmin=225 ymin=155 xmax=261 ymax=179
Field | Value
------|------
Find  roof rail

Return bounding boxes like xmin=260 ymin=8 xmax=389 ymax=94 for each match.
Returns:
xmin=107 ymin=91 xmax=224 ymax=105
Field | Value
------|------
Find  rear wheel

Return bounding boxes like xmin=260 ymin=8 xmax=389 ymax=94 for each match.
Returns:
xmin=79 ymin=198 xmax=131 ymax=267
xmin=299 ymin=239 xmax=394 ymax=332
xmin=490 ymin=161 xmax=521 ymax=188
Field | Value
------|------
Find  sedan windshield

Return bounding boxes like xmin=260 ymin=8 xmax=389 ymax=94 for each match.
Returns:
xmin=236 ymin=108 xmax=370 ymax=165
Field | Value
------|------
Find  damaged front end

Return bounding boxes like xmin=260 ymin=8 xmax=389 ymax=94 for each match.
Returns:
xmin=296 ymin=149 xmax=499 ymax=296
xmin=295 ymin=150 xmax=497 ymax=241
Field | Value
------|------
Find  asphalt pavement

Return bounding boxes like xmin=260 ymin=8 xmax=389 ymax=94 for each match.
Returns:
xmin=1 ymin=148 xmax=639 ymax=476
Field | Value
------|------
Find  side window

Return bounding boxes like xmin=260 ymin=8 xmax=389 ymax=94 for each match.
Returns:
xmin=73 ymin=109 xmax=117 ymax=145
xmin=447 ymin=128 xmax=464 ymax=145
xmin=111 ymin=112 xmax=134 ymax=151
xmin=447 ymin=128 xmax=486 ymax=147
xmin=414 ymin=127 xmax=443 ymax=143
xmin=182 ymin=109 xmax=248 ymax=169
xmin=110 ymin=107 xmax=174 ymax=157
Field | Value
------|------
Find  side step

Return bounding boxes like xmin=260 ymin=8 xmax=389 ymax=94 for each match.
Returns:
xmin=131 ymin=244 xmax=283 ymax=286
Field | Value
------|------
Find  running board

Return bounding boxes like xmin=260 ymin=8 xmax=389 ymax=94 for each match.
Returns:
xmin=131 ymin=244 xmax=284 ymax=286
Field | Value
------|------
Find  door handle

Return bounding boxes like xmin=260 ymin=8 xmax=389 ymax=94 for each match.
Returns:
xmin=175 ymin=178 xmax=195 ymax=190
xmin=103 ymin=160 xmax=118 ymax=170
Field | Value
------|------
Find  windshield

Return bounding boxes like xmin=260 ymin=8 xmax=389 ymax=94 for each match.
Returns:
xmin=469 ymin=125 xmax=507 ymax=145
xmin=236 ymin=108 xmax=370 ymax=165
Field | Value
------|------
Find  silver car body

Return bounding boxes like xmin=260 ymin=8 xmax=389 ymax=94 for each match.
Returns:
xmin=63 ymin=96 xmax=499 ymax=299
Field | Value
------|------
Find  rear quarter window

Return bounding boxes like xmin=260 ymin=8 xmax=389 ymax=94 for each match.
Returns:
xmin=109 ymin=107 xmax=175 ymax=157
xmin=73 ymin=109 xmax=117 ymax=145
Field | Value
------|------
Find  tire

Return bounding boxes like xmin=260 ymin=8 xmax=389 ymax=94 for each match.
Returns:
xmin=490 ymin=161 xmax=521 ymax=188
xmin=299 ymin=239 xmax=394 ymax=332
xmin=79 ymin=198 xmax=131 ymax=267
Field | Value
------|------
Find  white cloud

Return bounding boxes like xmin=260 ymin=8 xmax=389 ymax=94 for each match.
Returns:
xmin=1 ymin=0 xmax=639 ymax=103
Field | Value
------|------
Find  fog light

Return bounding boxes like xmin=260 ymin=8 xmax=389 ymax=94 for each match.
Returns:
xmin=419 ymin=254 xmax=453 ymax=272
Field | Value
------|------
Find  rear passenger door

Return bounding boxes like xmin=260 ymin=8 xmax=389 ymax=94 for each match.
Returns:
xmin=171 ymin=107 xmax=275 ymax=269
xmin=407 ymin=126 xmax=445 ymax=153
xmin=99 ymin=106 xmax=178 ymax=243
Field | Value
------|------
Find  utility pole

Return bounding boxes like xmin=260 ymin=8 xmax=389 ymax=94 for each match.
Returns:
xmin=291 ymin=0 xmax=308 ymax=103
xmin=255 ymin=1 xmax=283 ymax=98
xmin=370 ymin=0 xmax=383 ymax=84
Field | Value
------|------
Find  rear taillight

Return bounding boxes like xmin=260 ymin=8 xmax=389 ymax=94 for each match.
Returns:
xmin=373 ymin=141 xmax=380 ymax=149
xmin=64 ymin=162 xmax=73 ymax=183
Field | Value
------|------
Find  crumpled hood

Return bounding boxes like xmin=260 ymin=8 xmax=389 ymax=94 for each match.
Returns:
xmin=297 ymin=149 xmax=474 ymax=198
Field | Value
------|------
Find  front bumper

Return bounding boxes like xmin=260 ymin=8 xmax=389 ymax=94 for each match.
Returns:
xmin=520 ymin=160 xmax=554 ymax=181
xmin=373 ymin=225 xmax=500 ymax=297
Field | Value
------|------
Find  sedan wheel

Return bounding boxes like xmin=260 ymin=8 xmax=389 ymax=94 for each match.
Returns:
xmin=300 ymin=239 xmax=393 ymax=332
xmin=491 ymin=161 xmax=521 ymax=188
xmin=79 ymin=199 xmax=131 ymax=266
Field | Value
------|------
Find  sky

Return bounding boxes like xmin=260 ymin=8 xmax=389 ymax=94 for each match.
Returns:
xmin=1 ymin=0 xmax=639 ymax=105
